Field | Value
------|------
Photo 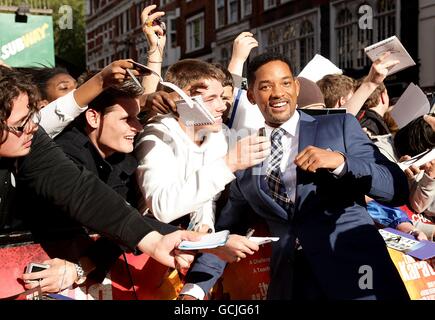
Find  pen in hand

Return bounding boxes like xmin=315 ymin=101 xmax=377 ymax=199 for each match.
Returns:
xmin=246 ymin=228 xmax=255 ymax=239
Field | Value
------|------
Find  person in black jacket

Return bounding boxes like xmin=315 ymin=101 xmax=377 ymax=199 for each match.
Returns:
xmin=20 ymin=78 xmax=165 ymax=292
xmin=0 ymin=65 xmax=199 ymax=293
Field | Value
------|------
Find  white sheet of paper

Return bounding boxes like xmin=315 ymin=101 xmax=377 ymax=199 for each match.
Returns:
xmin=364 ymin=36 xmax=416 ymax=76
xmin=249 ymin=236 xmax=280 ymax=246
xmin=298 ymin=54 xmax=342 ymax=83
xmin=178 ymin=230 xmax=230 ymax=250
xmin=390 ymin=83 xmax=430 ymax=129
xmin=398 ymin=148 xmax=435 ymax=170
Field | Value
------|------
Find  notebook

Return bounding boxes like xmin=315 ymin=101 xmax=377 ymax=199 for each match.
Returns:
xmin=398 ymin=148 xmax=435 ymax=171
xmin=130 ymin=61 xmax=215 ymax=126
xmin=178 ymin=230 xmax=230 ymax=250
xmin=379 ymin=228 xmax=435 ymax=260
xmin=364 ymin=36 xmax=416 ymax=76
xmin=390 ymin=82 xmax=431 ymax=129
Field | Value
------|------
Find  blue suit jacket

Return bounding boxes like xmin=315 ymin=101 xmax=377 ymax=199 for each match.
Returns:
xmin=187 ymin=112 xmax=410 ymax=300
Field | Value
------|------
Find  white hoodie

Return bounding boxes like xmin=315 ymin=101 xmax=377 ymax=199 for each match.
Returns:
xmin=134 ymin=115 xmax=235 ymax=231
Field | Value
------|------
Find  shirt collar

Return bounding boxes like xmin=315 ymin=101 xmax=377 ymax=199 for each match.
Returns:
xmin=264 ymin=110 xmax=300 ymax=137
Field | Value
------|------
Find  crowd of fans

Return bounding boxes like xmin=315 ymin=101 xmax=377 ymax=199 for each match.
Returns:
xmin=0 ymin=4 xmax=434 ymax=300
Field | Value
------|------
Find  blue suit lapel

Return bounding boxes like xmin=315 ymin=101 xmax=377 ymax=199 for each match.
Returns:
xmin=295 ymin=111 xmax=318 ymax=213
xmin=298 ymin=111 xmax=318 ymax=152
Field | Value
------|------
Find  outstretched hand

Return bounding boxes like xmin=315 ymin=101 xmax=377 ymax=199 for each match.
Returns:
xmin=138 ymin=230 xmax=200 ymax=269
xmin=21 ymin=258 xmax=77 ymax=293
xmin=202 ymin=234 xmax=259 ymax=263
xmin=228 ymin=32 xmax=258 ymax=76
xmin=144 ymin=90 xmax=178 ymax=115
xmin=141 ymin=4 xmax=166 ymax=56
xmin=366 ymin=51 xmax=400 ymax=85
xmin=100 ymin=59 xmax=139 ymax=88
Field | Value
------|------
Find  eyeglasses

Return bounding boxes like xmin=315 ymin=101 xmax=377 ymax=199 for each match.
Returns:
xmin=5 ymin=111 xmax=41 ymax=135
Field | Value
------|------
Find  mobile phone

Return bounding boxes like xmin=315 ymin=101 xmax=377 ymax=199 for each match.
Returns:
xmin=25 ymin=262 xmax=50 ymax=283
xmin=130 ymin=61 xmax=160 ymax=79
xmin=258 ymin=127 xmax=266 ymax=137
xmin=126 ymin=68 xmax=143 ymax=89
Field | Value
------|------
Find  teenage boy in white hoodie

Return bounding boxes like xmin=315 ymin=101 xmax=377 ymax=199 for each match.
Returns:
xmin=135 ymin=59 xmax=270 ymax=260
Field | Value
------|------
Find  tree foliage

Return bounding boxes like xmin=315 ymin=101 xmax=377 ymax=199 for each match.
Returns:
xmin=48 ymin=0 xmax=85 ymax=73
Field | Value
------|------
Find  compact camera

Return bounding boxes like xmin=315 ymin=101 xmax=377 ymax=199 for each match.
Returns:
xmin=24 ymin=262 xmax=50 ymax=283
xmin=152 ymin=18 xmax=166 ymax=36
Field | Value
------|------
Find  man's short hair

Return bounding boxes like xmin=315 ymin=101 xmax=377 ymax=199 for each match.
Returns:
xmin=316 ymin=74 xmax=355 ymax=108
xmin=74 ymin=79 xmax=144 ymax=130
xmin=212 ymin=63 xmax=234 ymax=89
xmin=88 ymin=80 xmax=144 ymax=114
xmin=394 ymin=114 xmax=435 ymax=157
xmin=0 ymin=68 xmax=40 ymax=143
xmin=247 ymin=52 xmax=295 ymax=87
xmin=164 ymin=59 xmax=226 ymax=90
xmin=360 ymin=81 xmax=386 ymax=110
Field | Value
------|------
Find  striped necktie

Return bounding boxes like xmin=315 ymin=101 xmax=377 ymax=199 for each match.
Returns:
xmin=265 ymin=127 xmax=292 ymax=210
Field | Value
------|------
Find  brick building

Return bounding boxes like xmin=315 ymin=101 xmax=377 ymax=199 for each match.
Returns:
xmin=85 ymin=0 xmax=434 ymax=92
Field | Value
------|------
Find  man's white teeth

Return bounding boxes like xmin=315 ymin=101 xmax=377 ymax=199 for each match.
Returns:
xmin=125 ymin=136 xmax=134 ymax=140
xmin=271 ymin=102 xmax=287 ymax=107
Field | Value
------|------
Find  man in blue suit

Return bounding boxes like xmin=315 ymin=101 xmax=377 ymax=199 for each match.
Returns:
xmin=179 ymin=52 xmax=410 ymax=300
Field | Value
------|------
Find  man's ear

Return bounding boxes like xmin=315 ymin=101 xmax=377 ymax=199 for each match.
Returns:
xmin=294 ymin=78 xmax=300 ymax=98
xmin=339 ymin=96 xmax=346 ymax=107
xmin=380 ymin=90 xmax=387 ymax=105
xmin=247 ymin=89 xmax=255 ymax=105
xmin=85 ymin=109 xmax=101 ymax=129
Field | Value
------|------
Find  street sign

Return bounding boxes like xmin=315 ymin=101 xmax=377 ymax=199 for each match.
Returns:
xmin=0 ymin=13 xmax=54 ymax=67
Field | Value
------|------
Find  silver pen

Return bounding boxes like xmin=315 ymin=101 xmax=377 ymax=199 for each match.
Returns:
xmin=246 ymin=228 xmax=255 ymax=239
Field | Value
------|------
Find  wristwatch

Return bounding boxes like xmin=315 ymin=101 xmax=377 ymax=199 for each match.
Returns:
xmin=74 ymin=261 xmax=87 ymax=285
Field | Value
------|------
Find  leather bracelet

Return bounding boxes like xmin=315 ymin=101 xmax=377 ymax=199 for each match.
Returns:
xmin=148 ymin=60 xmax=163 ymax=63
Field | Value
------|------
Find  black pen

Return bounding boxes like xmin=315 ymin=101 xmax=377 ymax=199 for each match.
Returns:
xmin=246 ymin=228 xmax=255 ymax=239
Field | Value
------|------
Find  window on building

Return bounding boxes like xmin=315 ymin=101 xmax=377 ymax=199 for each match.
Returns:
xmin=264 ymin=0 xmax=277 ymax=10
xmin=299 ymin=20 xmax=314 ymax=70
xmin=186 ymin=13 xmax=205 ymax=52
xmin=242 ymin=0 xmax=252 ymax=17
xmin=259 ymin=10 xmax=318 ymax=74
xmin=228 ymin=0 xmax=239 ymax=24
xmin=169 ymin=18 xmax=177 ymax=48
xmin=220 ymin=47 xmax=229 ymax=68
xmin=333 ymin=0 xmax=397 ymax=70
xmin=216 ymin=0 xmax=225 ymax=28
xmin=377 ymin=0 xmax=396 ymax=40
xmin=335 ymin=8 xmax=355 ymax=69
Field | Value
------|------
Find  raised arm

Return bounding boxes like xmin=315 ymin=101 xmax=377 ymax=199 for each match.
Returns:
xmin=40 ymin=60 xmax=140 ymax=138
xmin=344 ymin=52 xmax=399 ymax=116
xmin=227 ymin=32 xmax=258 ymax=78
xmin=140 ymin=4 xmax=166 ymax=96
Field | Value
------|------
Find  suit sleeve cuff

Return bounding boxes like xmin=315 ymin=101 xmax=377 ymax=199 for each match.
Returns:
xmin=330 ymin=151 xmax=347 ymax=177
xmin=179 ymin=283 xmax=206 ymax=300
